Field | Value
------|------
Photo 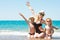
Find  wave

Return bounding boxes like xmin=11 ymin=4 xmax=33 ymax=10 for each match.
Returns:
xmin=0 ymin=30 xmax=28 ymax=36
xmin=0 ymin=30 xmax=60 ymax=37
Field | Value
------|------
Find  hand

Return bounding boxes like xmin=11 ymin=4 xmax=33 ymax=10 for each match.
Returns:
xmin=19 ymin=13 xmax=23 ymax=16
xmin=26 ymin=2 xmax=30 ymax=6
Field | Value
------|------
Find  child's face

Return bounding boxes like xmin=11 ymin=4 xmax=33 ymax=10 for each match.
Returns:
xmin=46 ymin=19 xmax=51 ymax=25
xmin=29 ymin=18 xmax=34 ymax=22
xmin=29 ymin=17 xmax=34 ymax=22
xmin=31 ymin=18 xmax=34 ymax=22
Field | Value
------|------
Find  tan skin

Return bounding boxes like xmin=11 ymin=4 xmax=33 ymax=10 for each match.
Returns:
xmin=44 ymin=18 xmax=53 ymax=39
xmin=29 ymin=18 xmax=35 ymax=35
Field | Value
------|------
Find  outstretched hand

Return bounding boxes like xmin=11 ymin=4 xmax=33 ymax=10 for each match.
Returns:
xmin=26 ymin=2 xmax=30 ymax=6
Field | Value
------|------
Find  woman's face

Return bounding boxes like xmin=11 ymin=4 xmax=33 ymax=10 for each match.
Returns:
xmin=38 ymin=14 xmax=44 ymax=20
xmin=46 ymin=19 xmax=51 ymax=25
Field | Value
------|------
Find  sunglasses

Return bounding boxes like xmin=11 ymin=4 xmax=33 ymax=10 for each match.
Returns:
xmin=40 ymin=14 xmax=44 ymax=16
xmin=39 ymin=13 xmax=45 ymax=16
xmin=46 ymin=21 xmax=51 ymax=22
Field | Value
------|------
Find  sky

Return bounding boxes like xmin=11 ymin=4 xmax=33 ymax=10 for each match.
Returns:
xmin=0 ymin=0 xmax=60 ymax=20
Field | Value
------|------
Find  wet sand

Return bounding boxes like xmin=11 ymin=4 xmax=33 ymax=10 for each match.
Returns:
xmin=0 ymin=31 xmax=60 ymax=40
xmin=0 ymin=35 xmax=60 ymax=40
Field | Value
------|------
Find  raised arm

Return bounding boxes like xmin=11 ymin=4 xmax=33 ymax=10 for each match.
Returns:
xmin=26 ymin=2 xmax=35 ymax=15
xmin=19 ymin=13 xmax=29 ymax=24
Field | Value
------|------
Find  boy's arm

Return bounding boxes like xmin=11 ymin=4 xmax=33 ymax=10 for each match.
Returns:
xmin=19 ymin=13 xmax=29 ymax=24
xmin=19 ymin=13 xmax=34 ymax=28
xmin=26 ymin=2 xmax=35 ymax=16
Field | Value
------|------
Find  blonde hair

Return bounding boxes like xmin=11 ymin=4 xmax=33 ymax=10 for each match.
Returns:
xmin=46 ymin=18 xmax=52 ymax=25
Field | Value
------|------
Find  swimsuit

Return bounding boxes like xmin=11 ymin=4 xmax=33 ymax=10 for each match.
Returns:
xmin=32 ymin=22 xmax=43 ymax=34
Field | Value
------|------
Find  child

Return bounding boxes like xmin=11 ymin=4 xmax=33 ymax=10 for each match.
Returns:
xmin=45 ymin=18 xmax=58 ymax=39
xmin=19 ymin=13 xmax=35 ymax=38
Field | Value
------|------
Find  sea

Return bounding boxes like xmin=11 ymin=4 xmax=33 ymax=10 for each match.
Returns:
xmin=0 ymin=20 xmax=60 ymax=32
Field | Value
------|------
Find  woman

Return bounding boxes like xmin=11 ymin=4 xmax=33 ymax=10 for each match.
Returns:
xmin=34 ymin=12 xmax=45 ymax=38
xmin=26 ymin=2 xmax=45 ymax=38
xmin=19 ymin=13 xmax=35 ymax=38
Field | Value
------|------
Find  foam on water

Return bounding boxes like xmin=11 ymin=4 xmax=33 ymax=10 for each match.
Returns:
xmin=0 ymin=20 xmax=60 ymax=38
xmin=0 ymin=30 xmax=28 ymax=36
xmin=0 ymin=30 xmax=60 ymax=38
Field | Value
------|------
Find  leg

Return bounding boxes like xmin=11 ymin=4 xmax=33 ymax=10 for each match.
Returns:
xmin=34 ymin=33 xmax=45 ymax=38
xmin=34 ymin=33 xmax=39 ymax=38
xmin=45 ymin=34 xmax=52 ymax=39
xmin=38 ymin=32 xmax=45 ymax=38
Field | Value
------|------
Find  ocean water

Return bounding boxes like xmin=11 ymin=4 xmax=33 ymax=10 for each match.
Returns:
xmin=0 ymin=20 xmax=60 ymax=32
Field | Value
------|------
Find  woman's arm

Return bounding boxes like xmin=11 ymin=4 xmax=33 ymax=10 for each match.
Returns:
xmin=19 ymin=13 xmax=29 ymax=24
xmin=39 ymin=26 xmax=45 ymax=32
xmin=42 ymin=20 xmax=46 ymax=24
xmin=26 ymin=2 xmax=35 ymax=15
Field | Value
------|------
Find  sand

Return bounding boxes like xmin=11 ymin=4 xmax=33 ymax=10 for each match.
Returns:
xmin=0 ymin=35 xmax=60 ymax=40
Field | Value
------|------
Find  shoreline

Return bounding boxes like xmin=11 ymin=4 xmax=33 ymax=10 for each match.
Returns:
xmin=0 ymin=30 xmax=60 ymax=40
xmin=0 ymin=30 xmax=60 ymax=37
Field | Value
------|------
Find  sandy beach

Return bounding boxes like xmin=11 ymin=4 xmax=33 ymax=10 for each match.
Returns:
xmin=0 ymin=31 xmax=60 ymax=40
xmin=0 ymin=35 xmax=60 ymax=40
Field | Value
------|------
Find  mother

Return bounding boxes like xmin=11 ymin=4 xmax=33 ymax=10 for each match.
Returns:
xmin=26 ymin=2 xmax=45 ymax=38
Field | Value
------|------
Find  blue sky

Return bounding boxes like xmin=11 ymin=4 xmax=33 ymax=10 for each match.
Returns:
xmin=0 ymin=0 xmax=60 ymax=20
